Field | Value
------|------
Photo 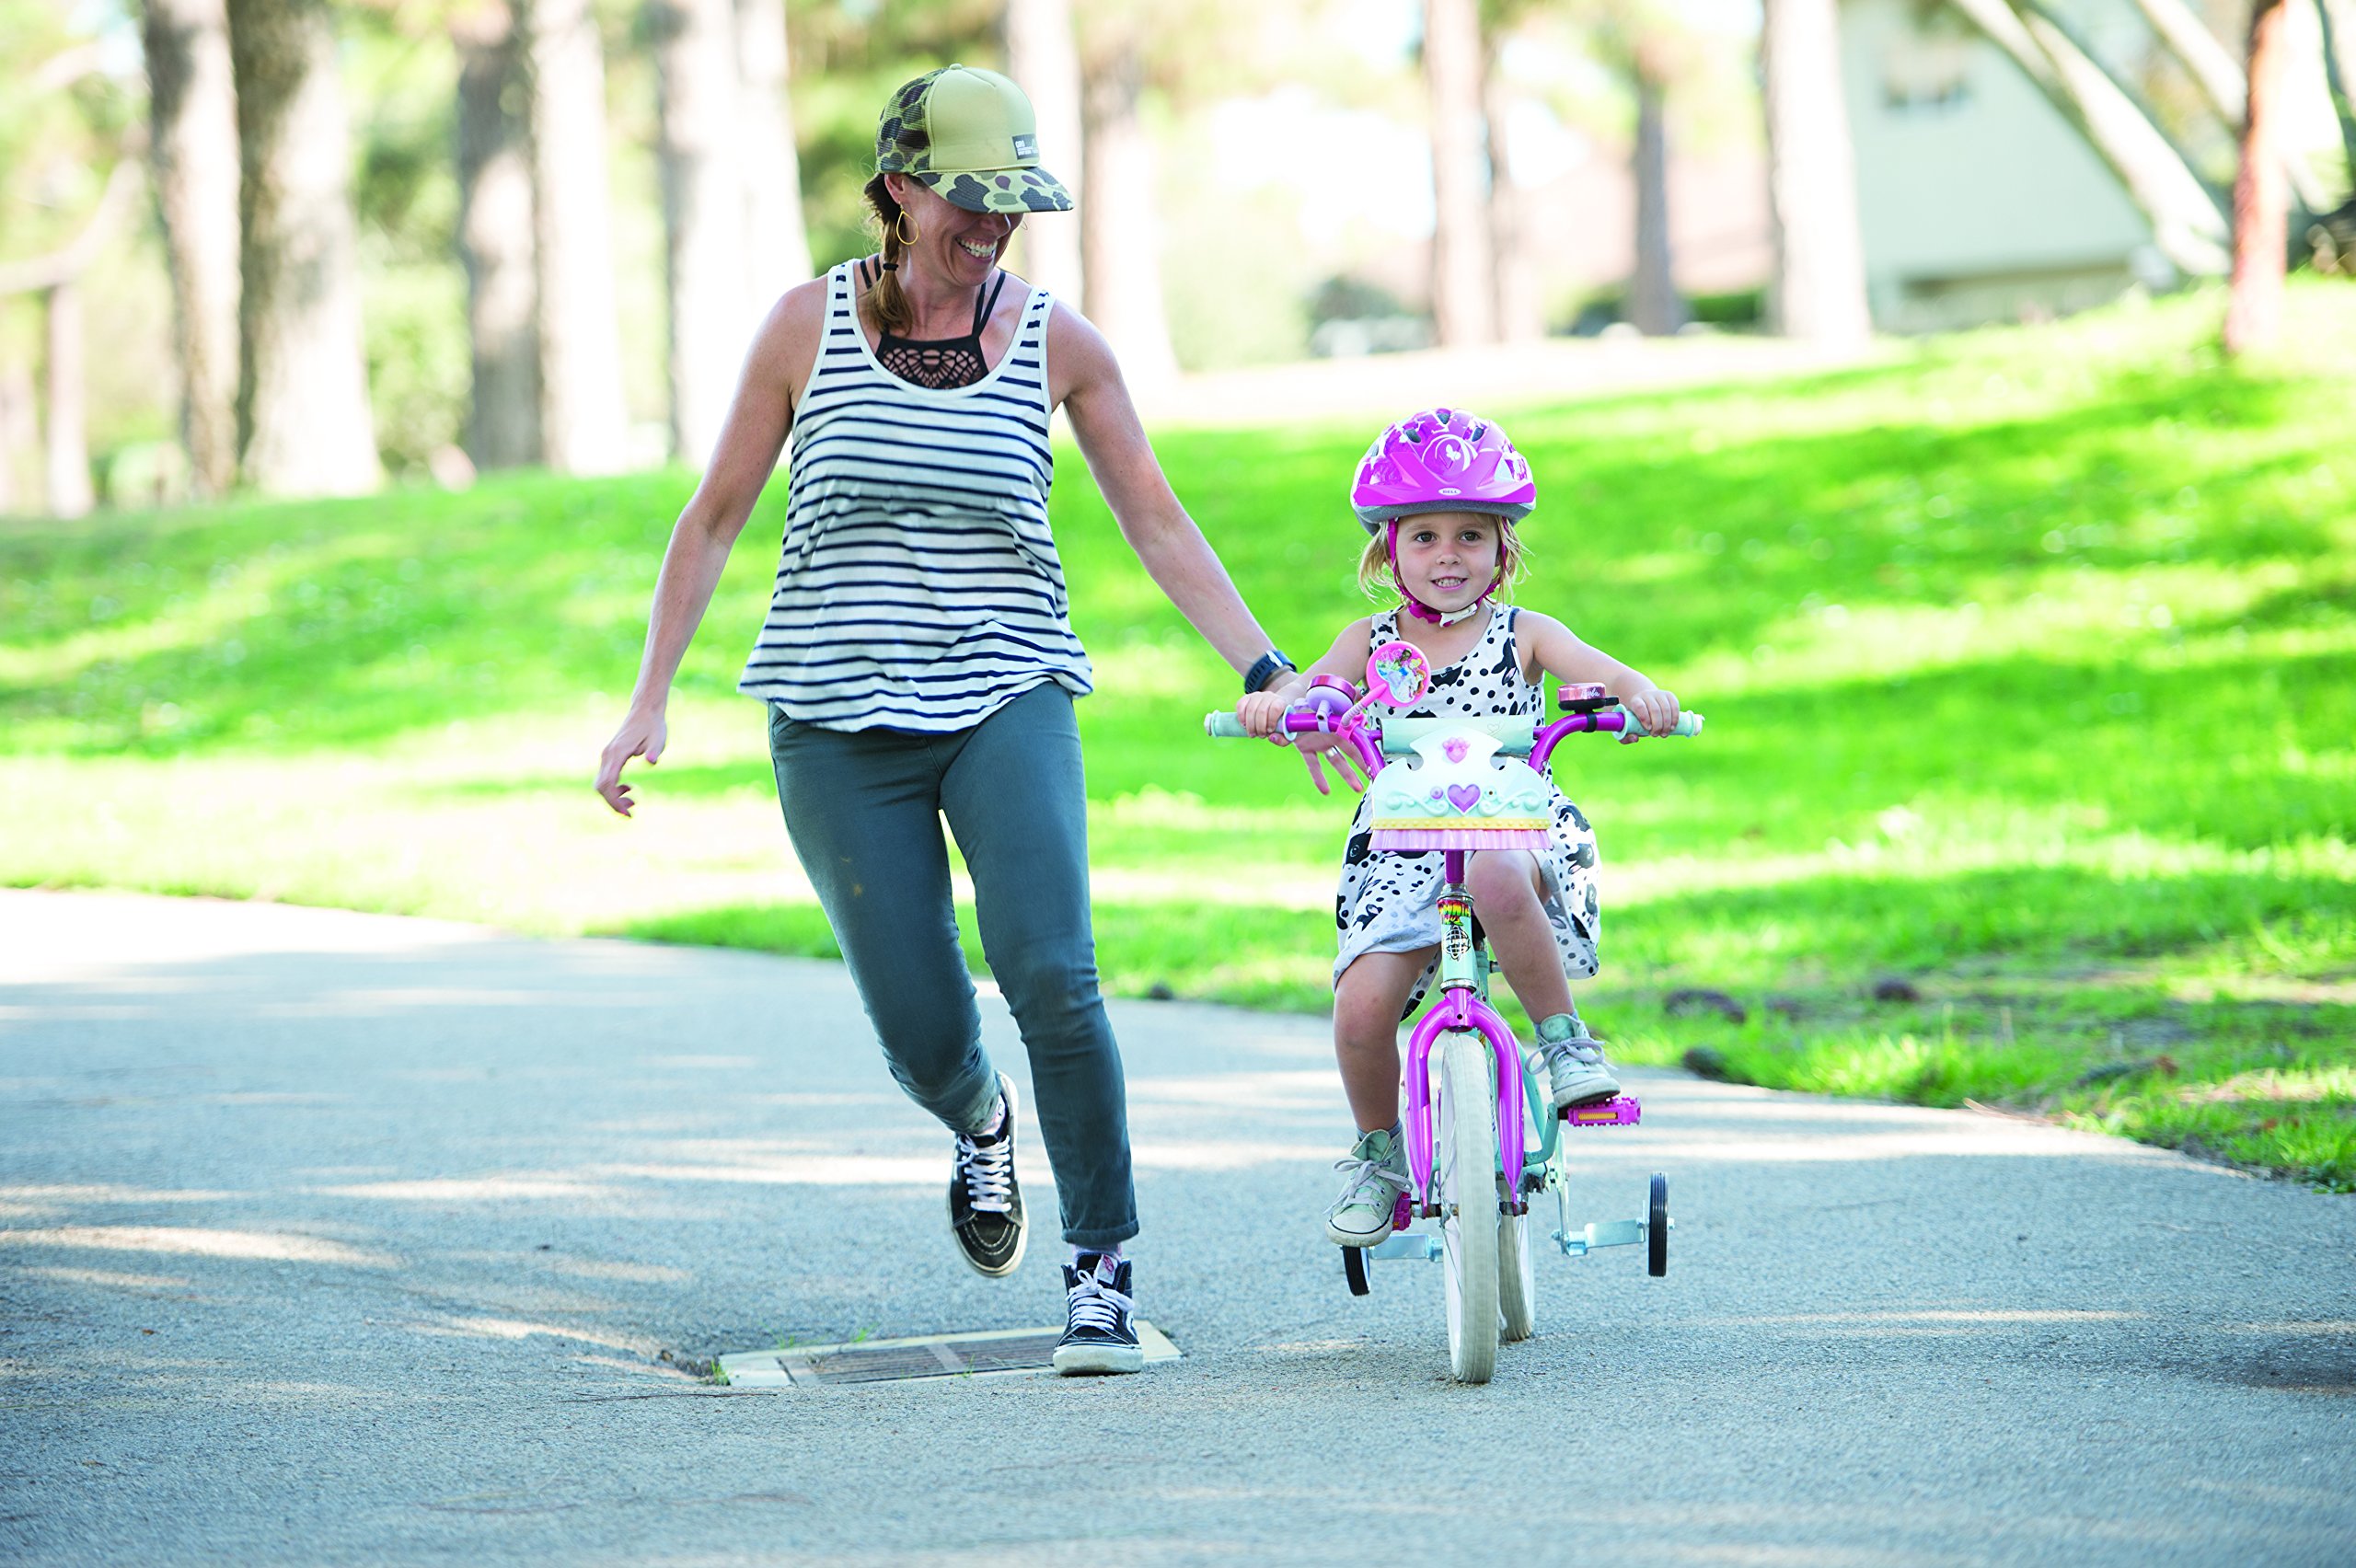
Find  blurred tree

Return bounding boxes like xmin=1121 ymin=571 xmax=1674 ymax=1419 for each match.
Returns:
xmin=737 ymin=0 xmax=815 ymax=302
xmin=1761 ymin=0 xmax=1870 ymax=344
xmin=1568 ymin=0 xmax=1703 ymax=338
xmin=140 ymin=0 xmax=240 ymax=497
xmin=2226 ymin=0 xmax=2293 ymax=351
xmin=1426 ymin=0 xmax=1497 ymax=346
xmin=517 ymin=0 xmax=629 ymax=473
xmin=1946 ymin=0 xmax=2230 ymax=274
xmin=2129 ymin=0 xmax=2327 ymax=209
xmin=453 ymin=0 xmax=541 ymax=470
xmin=649 ymin=0 xmax=751 ymax=465
xmin=225 ymin=0 xmax=380 ymax=496
xmin=1627 ymin=44 xmax=1686 ymax=336
xmin=1078 ymin=8 xmax=1179 ymax=384
xmin=1483 ymin=0 xmax=1544 ymax=342
xmin=1004 ymin=0 xmax=1085 ymax=308
xmin=783 ymin=0 xmax=1001 ymax=269
xmin=2316 ymin=0 xmax=2356 ymax=268
xmin=0 ymin=19 xmax=141 ymax=516
xmin=2316 ymin=0 xmax=2356 ymax=180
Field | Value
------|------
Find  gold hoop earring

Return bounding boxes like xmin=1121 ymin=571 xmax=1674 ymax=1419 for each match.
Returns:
xmin=894 ymin=211 xmax=919 ymax=248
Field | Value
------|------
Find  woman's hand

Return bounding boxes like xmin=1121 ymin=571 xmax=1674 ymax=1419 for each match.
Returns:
xmin=1622 ymin=686 xmax=1680 ymax=738
xmin=1289 ymin=730 xmax=1369 ymax=797
xmin=595 ymin=707 xmax=667 ymax=817
xmin=1237 ymin=683 xmax=1368 ymax=796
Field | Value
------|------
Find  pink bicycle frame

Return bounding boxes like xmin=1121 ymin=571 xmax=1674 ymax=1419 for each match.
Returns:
xmin=1397 ymin=852 xmax=1530 ymax=1216
xmin=1261 ymin=700 xmax=1647 ymax=1216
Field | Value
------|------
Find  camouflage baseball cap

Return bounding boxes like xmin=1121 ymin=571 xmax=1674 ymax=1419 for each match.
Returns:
xmin=875 ymin=65 xmax=1075 ymax=215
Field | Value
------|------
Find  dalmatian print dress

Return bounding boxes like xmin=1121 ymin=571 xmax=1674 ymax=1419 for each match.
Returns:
xmin=1334 ymin=606 xmax=1601 ymax=1012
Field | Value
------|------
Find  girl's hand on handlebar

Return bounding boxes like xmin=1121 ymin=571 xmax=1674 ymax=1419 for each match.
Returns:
xmin=1236 ymin=687 xmax=1293 ymax=738
xmin=1622 ymin=686 xmax=1680 ymax=738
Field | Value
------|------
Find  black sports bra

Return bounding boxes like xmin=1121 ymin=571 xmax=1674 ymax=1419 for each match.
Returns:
xmin=856 ymin=258 xmax=1009 ymax=389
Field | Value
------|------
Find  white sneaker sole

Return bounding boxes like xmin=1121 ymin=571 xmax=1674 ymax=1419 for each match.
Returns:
xmin=951 ymin=1075 xmax=1026 ymax=1278
xmin=1052 ymin=1343 xmax=1144 ymax=1375
xmin=1326 ymin=1216 xmax=1397 ymax=1248
xmin=1550 ymin=1074 xmax=1620 ymax=1110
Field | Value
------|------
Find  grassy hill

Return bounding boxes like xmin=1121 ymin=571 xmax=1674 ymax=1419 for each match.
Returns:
xmin=6 ymin=282 xmax=2351 ymax=1187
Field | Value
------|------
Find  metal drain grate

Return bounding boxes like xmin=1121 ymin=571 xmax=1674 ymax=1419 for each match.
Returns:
xmin=716 ymin=1322 xmax=1180 ymax=1387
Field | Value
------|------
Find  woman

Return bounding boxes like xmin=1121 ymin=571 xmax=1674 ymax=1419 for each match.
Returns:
xmin=595 ymin=64 xmax=1295 ymax=1374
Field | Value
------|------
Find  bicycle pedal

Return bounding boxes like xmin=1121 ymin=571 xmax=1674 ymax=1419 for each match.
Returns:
xmin=1561 ymin=1094 xmax=1642 ymax=1127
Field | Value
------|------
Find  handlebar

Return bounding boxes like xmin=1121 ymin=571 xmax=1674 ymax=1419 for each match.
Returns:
xmin=1201 ymin=707 xmax=1702 ymax=743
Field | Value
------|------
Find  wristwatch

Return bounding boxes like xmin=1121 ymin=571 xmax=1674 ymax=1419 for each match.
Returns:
xmin=1243 ymin=649 xmax=1296 ymax=695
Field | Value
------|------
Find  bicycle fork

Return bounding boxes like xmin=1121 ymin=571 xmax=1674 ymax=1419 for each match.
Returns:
xmin=1401 ymin=855 xmax=1530 ymax=1219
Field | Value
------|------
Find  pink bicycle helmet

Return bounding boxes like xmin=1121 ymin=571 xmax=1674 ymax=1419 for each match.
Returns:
xmin=1349 ymin=408 xmax=1535 ymax=533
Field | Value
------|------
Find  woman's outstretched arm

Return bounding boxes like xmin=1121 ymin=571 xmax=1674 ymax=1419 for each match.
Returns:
xmin=596 ymin=282 xmax=821 ymax=816
xmin=1049 ymin=303 xmax=1282 ymax=682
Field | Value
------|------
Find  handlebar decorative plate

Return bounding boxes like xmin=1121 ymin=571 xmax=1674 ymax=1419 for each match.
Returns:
xmin=1366 ymin=640 xmax=1431 ymax=709
xmin=1366 ymin=721 xmax=1553 ymax=852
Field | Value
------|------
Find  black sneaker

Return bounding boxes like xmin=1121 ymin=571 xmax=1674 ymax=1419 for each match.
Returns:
xmin=948 ymin=1074 xmax=1025 ymax=1277
xmin=1052 ymin=1253 xmax=1143 ymax=1375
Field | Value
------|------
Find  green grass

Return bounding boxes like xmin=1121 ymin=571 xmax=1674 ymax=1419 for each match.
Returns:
xmin=6 ymin=282 xmax=2354 ymax=1188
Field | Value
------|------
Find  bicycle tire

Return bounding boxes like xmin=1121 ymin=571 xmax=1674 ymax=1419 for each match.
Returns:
xmin=1498 ymin=1194 xmax=1536 ymax=1342
xmin=1648 ymin=1171 xmax=1669 ymax=1277
xmin=1438 ymin=1032 xmax=1500 ymax=1383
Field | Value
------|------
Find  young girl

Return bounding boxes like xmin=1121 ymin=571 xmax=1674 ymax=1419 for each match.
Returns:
xmin=1236 ymin=408 xmax=1680 ymax=1247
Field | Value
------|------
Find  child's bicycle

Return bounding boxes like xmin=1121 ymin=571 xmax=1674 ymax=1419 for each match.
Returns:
xmin=1207 ymin=641 xmax=1702 ymax=1383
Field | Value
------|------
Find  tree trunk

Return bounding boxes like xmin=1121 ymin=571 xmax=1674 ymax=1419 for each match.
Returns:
xmin=44 ymin=283 xmax=94 ymax=518
xmin=1005 ymin=0 xmax=1086 ymax=311
xmin=516 ymin=0 xmax=629 ymax=474
xmin=0 ymin=363 xmax=32 ymax=515
xmin=1628 ymin=63 xmax=1688 ymax=336
xmin=1761 ymin=0 xmax=1872 ymax=344
xmin=454 ymin=1 xmax=542 ymax=471
xmin=734 ymin=0 xmax=812 ymax=305
xmin=651 ymin=0 xmax=750 ymax=467
xmin=2317 ymin=0 xmax=2356 ymax=177
xmin=1426 ymin=0 xmax=1495 ymax=346
xmin=1484 ymin=32 xmax=1543 ymax=343
xmin=141 ymin=0 xmax=241 ymax=499
xmin=1947 ymin=0 xmax=2231 ymax=273
xmin=225 ymin=0 xmax=379 ymax=496
xmin=1080 ymin=42 xmax=1178 ymax=386
xmin=2226 ymin=0 xmax=2292 ymax=354
xmin=2110 ymin=0 xmax=2330 ymax=212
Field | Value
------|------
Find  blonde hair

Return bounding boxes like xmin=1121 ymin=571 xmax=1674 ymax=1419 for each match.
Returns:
xmin=1357 ymin=514 xmax=1529 ymax=602
xmin=857 ymin=174 xmax=918 ymax=338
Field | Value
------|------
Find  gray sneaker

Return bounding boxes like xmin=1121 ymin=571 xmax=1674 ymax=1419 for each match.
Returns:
xmin=1324 ymin=1127 xmax=1410 ymax=1247
xmin=1540 ymin=1031 xmax=1620 ymax=1109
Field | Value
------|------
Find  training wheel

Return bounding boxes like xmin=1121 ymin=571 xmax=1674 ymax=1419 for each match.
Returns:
xmin=1341 ymin=1245 xmax=1370 ymax=1296
xmin=1648 ymin=1172 xmax=1669 ymax=1277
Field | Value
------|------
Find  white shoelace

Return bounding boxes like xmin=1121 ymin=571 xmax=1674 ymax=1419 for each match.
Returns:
xmin=955 ymin=1128 xmax=1015 ymax=1215
xmin=1067 ymin=1262 xmax=1134 ymax=1336
xmin=1543 ymin=1036 xmax=1609 ymax=1071
xmin=1334 ymin=1151 xmax=1409 ymax=1207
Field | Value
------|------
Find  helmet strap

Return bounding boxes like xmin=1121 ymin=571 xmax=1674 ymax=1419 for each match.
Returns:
xmin=1387 ymin=520 xmax=1509 ymax=627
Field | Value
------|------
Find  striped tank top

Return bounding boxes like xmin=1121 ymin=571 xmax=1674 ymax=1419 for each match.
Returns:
xmin=737 ymin=259 xmax=1091 ymax=732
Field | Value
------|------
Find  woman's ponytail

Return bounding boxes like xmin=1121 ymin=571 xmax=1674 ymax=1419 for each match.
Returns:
xmin=860 ymin=174 xmax=917 ymax=338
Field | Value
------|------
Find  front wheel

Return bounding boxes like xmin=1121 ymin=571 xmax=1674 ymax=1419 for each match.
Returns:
xmin=1438 ymin=1032 xmax=1500 ymax=1383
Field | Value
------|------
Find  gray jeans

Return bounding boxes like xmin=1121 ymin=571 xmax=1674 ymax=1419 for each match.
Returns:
xmin=766 ymin=682 xmax=1138 ymax=1250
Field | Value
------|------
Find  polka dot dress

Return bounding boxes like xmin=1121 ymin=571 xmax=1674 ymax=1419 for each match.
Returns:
xmin=1334 ymin=606 xmax=1601 ymax=1013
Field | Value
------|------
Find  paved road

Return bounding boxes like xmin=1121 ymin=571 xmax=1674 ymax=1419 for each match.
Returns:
xmin=3 ymin=891 xmax=2350 ymax=1566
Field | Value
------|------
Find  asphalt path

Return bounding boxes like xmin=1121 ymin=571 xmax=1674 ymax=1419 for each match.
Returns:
xmin=3 ymin=890 xmax=2350 ymax=1566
